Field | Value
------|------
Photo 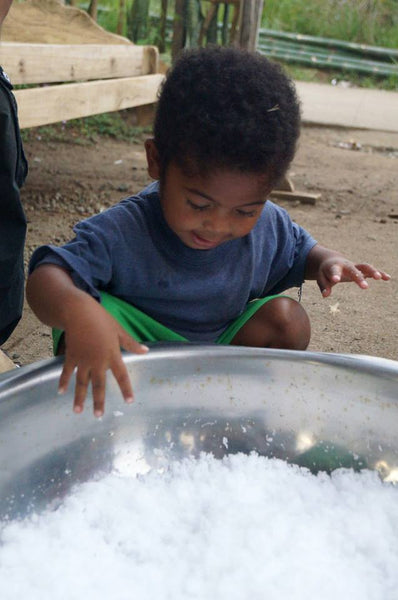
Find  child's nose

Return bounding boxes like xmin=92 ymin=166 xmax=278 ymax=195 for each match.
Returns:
xmin=203 ymin=211 xmax=230 ymax=233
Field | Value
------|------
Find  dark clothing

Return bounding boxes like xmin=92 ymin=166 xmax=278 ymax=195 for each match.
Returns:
xmin=0 ymin=66 xmax=28 ymax=345
xmin=30 ymin=182 xmax=316 ymax=342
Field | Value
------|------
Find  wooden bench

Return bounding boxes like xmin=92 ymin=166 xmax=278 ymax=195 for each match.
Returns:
xmin=0 ymin=41 xmax=164 ymax=129
xmin=0 ymin=0 xmax=164 ymax=129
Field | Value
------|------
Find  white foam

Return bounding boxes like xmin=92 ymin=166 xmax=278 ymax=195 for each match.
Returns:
xmin=1 ymin=454 xmax=397 ymax=599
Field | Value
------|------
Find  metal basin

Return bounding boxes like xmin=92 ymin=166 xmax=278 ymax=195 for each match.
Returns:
xmin=0 ymin=345 xmax=397 ymax=521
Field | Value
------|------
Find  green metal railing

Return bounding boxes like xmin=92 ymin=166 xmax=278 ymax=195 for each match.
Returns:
xmin=257 ymin=28 xmax=397 ymax=77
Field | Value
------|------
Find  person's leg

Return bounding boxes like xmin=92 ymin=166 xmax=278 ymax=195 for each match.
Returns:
xmin=230 ymin=296 xmax=310 ymax=350
xmin=0 ymin=70 xmax=28 ymax=345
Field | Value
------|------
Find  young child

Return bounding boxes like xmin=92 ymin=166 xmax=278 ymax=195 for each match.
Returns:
xmin=27 ymin=47 xmax=389 ymax=417
xmin=0 ymin=0 xmax=28 ymax=348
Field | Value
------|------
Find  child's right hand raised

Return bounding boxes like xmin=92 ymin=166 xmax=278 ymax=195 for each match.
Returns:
xmin=26 ymin=265 xmax=148 ymax=417
xmin=59 ymin=300 xmax=148 ymax=417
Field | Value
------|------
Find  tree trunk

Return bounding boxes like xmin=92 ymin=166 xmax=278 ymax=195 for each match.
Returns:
xmin=172 ymin=0 xmax=186 ymax=62
xmin=158 ymin=0 xmax=168 ymax=53
xmin=117 ymin=0 xmax=126 ymax=35
xmin=221 ymin=5 xmax=230 ymax=46
xmin=88 ymin=0 xmax=98 ymax=22
xmin=128 ymin=0 xmax=149 ymax=43
xmin=238 ymin=0 xmax=264 ymax=51
xmin=206 ymin=3 xmax=219 ymax=45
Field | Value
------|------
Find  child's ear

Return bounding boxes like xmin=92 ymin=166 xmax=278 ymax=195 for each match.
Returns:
xmin=145 ymin=139 xmax=161 ymax=179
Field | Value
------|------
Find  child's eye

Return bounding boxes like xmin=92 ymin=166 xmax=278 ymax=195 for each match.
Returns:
xmin=187 ymin=199 xmax=210 ymax=211
xmin=236 ymin=209 xmax=257 ymax=218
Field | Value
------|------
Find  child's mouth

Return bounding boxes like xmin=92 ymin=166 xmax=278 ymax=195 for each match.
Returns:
xmin=191 ymin=232 xmax=222 ymax=249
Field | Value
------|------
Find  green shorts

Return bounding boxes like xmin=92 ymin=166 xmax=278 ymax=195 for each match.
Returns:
xmin=52 ymin=291 xmax=283 ymax=354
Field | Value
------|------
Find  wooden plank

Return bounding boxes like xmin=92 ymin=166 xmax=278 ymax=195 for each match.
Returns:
xmin=274 ymin=175 xmax=295 ymax=192
xmin=0 ymin=42 xmax=158 ymax=85
xmin=14 ymin=74 xmax=165 ymax=129
xmin=143 ymin=46 xmax=159 ymax=77
xmin=269 ymin=190 xmax=320 ymax=205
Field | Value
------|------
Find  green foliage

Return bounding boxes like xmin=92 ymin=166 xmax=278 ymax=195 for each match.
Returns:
xmin=261 ymin=0 xmax=398 ymax=49
xmin=77 ymin=1 xmax=125 ymax=35
xmin=76 ymin=0 xmax=398 ymax=49
xmin=21 ymin=113 xmax=150 ymax=145
xmin=76 ymin=112 xmax=148 ymax=141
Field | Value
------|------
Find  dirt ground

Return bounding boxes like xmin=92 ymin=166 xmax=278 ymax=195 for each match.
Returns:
xmin=3 ymin=121 xmax=398 ymax=366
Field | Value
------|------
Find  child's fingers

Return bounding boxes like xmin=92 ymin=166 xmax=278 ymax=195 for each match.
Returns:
xmin=336 ymin=262 xmax=368 ymax=288
xmin=119 ymin=329 xmax=149 ymax=355
xmin=380 ymin=271 xmax=391 ymax=281
xmin=356 ymin=263 xmax=381 ymax=278
xmin=327 ymin=262 xmax=379 ymax=286
xmin=114 ymin=331 xmax=148 ymax=407
xmin=73 ymin=368 xmax=90 ymax=414
xmin=320 ymin=287 xmax=332 ymax=298
xmin=91 ymin=371 xmax=106 ymax=418
xmin=325 ymin=263 xmax=343 ymax=284
xmin=58 ymin=360 xmax=75 ymax=395
xmin=317 ymin=271 xmax=333 ymax=297
xmin=110 ymin=358 xmax=135 ymax=405
xmin=355 ymin=263 xmax=391 ymax=281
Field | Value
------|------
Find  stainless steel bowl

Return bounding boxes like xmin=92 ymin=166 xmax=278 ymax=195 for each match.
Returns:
xmin=0 ymin=345 xmax=397 ymax=521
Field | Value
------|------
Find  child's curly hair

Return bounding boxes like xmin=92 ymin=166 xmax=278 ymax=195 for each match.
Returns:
xmin=154 ymin=46 xmax=301 ymax=185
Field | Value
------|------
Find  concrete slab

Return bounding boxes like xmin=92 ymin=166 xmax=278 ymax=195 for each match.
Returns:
xmin=296 ymin=81 xmax=398 ymax=132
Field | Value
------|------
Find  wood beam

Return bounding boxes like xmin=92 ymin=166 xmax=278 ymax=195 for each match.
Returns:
xmin=14 ymin=73 xmax=164 ymax=129
xmin=0 ymin=42 xmax=156 ymax=85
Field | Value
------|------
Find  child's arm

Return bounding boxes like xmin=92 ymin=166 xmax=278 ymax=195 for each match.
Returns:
xmin=305 ymin=244 xmax=391 ymax=298
xmin=26 ymin=264 xmax=148 ymax=417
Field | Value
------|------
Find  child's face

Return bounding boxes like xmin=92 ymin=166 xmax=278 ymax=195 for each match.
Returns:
xmin=145 ymin=141 xmax=272 ymax=250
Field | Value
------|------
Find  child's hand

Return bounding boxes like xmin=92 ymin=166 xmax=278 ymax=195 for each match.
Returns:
xmin=317 ymin=256 xmax=391 ymax=298
xmin=26 ymin=265 xmax=148 ymax=416
xmin=58 ymin=301 xmax=148 ymax=417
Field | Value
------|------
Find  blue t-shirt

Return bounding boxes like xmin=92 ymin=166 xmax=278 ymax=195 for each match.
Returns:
xmin=29 ymin=181 xmax=317 ymax=342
